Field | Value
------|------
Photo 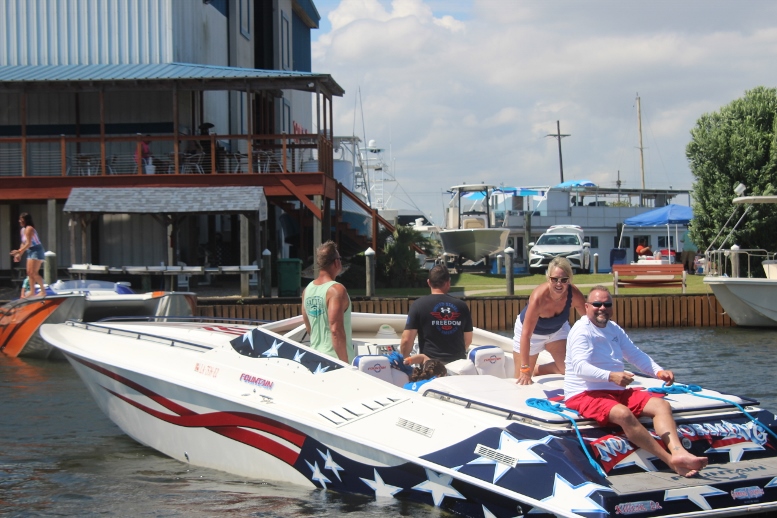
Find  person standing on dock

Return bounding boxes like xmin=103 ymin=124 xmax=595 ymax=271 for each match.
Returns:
xmin=301 ymin=241 xmax=354 ymax=364
xmin=513 ymin=257 xmax=586 ymax=385
xmin=564 ymin=285 xmax=708 ymax=478
xmin=680 ymin=229 xmax=698 ymax=272
xmin=400 ymin=264 xmax=473 ymax=364
xmin=10 ymin=213 xmax=46 ymax=298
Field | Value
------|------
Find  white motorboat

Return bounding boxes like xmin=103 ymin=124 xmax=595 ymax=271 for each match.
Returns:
xmin=40 ymin=312 xmax=777 ymax=517
xmin=440 ymin=184 xmax=509 ymax=265
xmin=1 ymin=280 xmax=195 ymax=358
xmin=703 ymin=194 xmax=777 ymax=327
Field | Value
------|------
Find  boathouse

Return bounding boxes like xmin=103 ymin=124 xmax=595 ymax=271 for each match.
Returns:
xmin=0 ymin=0 xmax=390 ymax=293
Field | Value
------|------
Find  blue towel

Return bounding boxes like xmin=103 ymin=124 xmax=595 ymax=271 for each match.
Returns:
xmin=387 ymin=351 xmax=413 ymax=376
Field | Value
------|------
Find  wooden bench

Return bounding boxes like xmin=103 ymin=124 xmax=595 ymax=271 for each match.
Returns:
xmin=612 ymin=263 xmax=686 ymax=294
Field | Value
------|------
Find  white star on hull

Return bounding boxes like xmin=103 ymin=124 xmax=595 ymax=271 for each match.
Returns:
xmin=467 ymin=432 xmax=553 ymax=483
xmin=412 ymin=468 xmax=466 ymax=507
xmin=360 ymin=469 xmax=403 ymax=498
xmin=613 ymin=447 xmax=659 ymax=472
xmin=317 ymin=449 xmax=344 ymax=481
xmin=262 ymin=338 xmax=283 ymax=357
xmin=305 ymin=460 xmax=332 ymax=489
xmin=705 ymin=440 xmax=765 ymax=462
xmin=665 ymin=486 xmax=727 ymax=510
xmin=535 ymin=473 xmax=612 ymax=514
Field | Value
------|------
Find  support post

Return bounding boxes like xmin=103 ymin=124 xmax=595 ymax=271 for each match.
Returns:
xmin=505 ymin=247 xmax=515 ymax=296
xmin=44 ymin=251 xmax=56 ymax=285
xmin=496 ymin=254 xmax=504 ymax=275
xmin=47 ymin=199 xmax=57 ymax=255
xmin=262 ymin=249 xmax=272 ymax=297
xmin=730 ymin=244 xmax=740 ymax=278
xmin=313 ymin=195 xmax=322 ymax=279
xmin=365 ymin=247 xmax=375 ymax=298
xmin=240 ymin=215 xmax=249 ymax=297
xmin=593 ymin=253 xmax=599 ymax=274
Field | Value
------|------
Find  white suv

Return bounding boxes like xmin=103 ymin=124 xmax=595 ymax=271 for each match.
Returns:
xmin=528 ymin=225 xmax=591 ymax=274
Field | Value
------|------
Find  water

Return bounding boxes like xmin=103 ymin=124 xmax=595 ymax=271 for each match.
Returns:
xmin=2 ymin=327 xmax=777 ymax=517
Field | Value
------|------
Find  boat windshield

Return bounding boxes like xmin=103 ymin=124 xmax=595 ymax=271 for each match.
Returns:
xmin=536 ymin=234 xmax=580 ymax=246
xmin=49 ymin=280 xmax=134 ymax=294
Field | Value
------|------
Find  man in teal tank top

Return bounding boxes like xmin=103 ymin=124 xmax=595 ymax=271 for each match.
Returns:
xmin=301 ymin=241 xmax=354 ymax=363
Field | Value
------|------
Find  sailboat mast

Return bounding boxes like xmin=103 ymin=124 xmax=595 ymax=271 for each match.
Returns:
xmin=637 ymin=94 xmax=645 ymax=190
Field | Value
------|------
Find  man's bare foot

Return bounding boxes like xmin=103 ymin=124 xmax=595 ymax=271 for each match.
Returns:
xmin=672 ymin=453 xmax=708 ymax=477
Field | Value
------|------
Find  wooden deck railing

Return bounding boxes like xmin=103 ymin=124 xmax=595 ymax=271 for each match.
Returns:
xmin=0 ymin=133 xmax=332 ymax=177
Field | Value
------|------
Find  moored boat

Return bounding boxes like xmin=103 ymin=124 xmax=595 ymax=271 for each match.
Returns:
xmin=40 ymin=312 xmax=777 ymax=517
xmin=1 ymin=280 xmax=195 ymax=358
xmin=440 ymin=184 xmax=510 ymax=266
xmin=703 ymin=194 xmax=777 ymax=327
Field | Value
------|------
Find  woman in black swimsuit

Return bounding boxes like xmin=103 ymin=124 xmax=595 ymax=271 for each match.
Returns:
xmin=513 ymin=257 xmax=586 ymax=385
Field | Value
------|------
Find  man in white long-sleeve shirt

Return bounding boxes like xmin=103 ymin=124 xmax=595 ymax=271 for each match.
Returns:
xmin=564 ymin=285 xmax=707 ymax=478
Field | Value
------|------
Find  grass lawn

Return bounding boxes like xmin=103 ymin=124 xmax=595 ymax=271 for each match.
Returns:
xmin=351 ymin=271 xmax=709 ymax=297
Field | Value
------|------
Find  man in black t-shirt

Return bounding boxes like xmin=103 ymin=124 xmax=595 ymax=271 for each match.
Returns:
xmin=400 ymin=265 xmax=473 ymax=364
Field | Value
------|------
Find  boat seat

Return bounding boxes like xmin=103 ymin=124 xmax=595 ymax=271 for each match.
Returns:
xmin=352 ymin=355 xmax=408 ymax=387
xmin=462 ymin=218 xmax=485 ymax=229
xmin=445 ymin=358 xmax=477 ymax=376
xmin=468 ymin=345 xmax=511 ymax=378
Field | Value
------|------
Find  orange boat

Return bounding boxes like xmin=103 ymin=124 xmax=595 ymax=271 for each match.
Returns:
xmin=1 ymin=280 xmax=195 ymax=359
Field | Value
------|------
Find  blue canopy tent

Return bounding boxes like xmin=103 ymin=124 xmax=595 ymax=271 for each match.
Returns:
xmin=618 ymin=204 xmax=694 ymax=261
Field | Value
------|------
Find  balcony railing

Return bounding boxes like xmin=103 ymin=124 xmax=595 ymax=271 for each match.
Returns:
xmin=0 ymin=133 xmax=333 ymax=177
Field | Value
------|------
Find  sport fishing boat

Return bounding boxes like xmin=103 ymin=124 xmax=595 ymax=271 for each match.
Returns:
xmin=41 ymin=313 xmax=777 ymax=517
xmin=1 ymin=280 xmax=195 ymax=358
xmin=703 ymin=194 xmax=777 ymax=327
xmin=440 ymin=184 xmax=510 ymax=266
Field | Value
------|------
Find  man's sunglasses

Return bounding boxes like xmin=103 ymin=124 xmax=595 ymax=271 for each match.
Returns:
xmin=588 ymin=301 xmax=613 ymax=308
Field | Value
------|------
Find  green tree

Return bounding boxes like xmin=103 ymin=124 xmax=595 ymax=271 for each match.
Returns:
xmin=376 ymin=225 xmax=433 ymax=288
xmin=686 ymin=87 xmax=777 ymax=267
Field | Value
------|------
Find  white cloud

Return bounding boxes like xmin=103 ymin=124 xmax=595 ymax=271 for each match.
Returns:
xmin=312 ymin=0 xmax=777 ymax=225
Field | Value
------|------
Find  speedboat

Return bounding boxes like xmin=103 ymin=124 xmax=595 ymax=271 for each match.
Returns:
xmin=41 ymin=313 xmax=777 ymax=517
xmin=1 ymin=280 xmax=195 ymax=358
xmin=703 ymin=194 xmax=777 ymax=327
xmin=440 ymin=184 xmax=510 ymax=265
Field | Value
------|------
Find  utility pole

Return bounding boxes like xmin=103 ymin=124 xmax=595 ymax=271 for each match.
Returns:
xmin=546 ymin=120 xmax=570 ymax=183
xmin=636 ymin=94 xmax=645 ymax=190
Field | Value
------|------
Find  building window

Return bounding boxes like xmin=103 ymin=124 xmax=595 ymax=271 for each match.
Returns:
xmin=283 ymin=101 xmax=291 ymax=134
xmin=616 ymin=236 xmax=631 ymax=248
xmin=240 ymin=0 xmax=250 ymax=39
xmin=282 ymin=12 xmax=291 ymax=70
xmin=586 ymin=236 xmax=599 ymax=248
xmin=658 ymin=236 xmax=675 ymax=249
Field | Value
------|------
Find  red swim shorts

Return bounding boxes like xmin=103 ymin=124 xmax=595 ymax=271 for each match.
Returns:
xmin=565 ymin=388 xmax=663 ymax=426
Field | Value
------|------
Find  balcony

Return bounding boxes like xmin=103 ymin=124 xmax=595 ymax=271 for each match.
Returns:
xmin=0 ymin=132 xmax=333 ymax=178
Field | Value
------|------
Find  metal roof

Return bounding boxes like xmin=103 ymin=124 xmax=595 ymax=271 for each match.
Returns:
xmin=64 ymin=187 xmax=267 ymax=220
xmin=0 ymin=62 xmax=344 ymax=96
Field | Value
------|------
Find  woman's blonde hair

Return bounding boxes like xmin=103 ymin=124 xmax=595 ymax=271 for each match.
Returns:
xmin=546 ymin=256 xmax=573 ymax=279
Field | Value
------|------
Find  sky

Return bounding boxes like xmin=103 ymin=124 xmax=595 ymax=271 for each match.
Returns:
xmin=310 ymin=0 xmax=777 ymax=226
